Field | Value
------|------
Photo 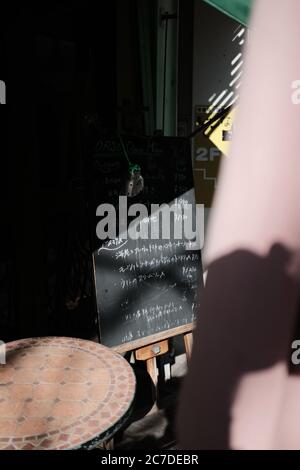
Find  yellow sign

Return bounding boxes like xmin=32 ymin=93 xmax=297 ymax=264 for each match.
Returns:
xmin=206 ymin=107 xmax=236 ymax=156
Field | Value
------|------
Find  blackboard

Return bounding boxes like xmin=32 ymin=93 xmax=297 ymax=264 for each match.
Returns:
xmin=91 ymin=135 xmax=203 ymax=352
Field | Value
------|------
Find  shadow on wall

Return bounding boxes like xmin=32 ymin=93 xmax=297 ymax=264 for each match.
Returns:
xmin=177 ymin=243 xmax=300 ymax=449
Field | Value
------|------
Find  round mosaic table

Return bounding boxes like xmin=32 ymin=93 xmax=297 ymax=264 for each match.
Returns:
xmin=0 ymin=337 xmax=136 ymax=450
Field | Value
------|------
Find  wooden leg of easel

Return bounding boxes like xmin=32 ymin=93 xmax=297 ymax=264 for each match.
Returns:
xmin=135 ymin=340 xmax=169 ymax=402
xmin=184 ymin=332 xmax=193 ymax=362
xmin=146 ymin=356 xmax=158 ymax=388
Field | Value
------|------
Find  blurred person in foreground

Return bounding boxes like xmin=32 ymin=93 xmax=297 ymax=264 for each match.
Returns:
xmin=177 ymin=0 xmax=300 ymax=450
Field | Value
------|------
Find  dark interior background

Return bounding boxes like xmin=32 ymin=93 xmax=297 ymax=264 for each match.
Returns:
xmin=0 ymin=1 xmax=195 ymax=341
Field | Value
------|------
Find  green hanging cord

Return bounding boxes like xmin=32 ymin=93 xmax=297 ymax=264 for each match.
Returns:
xmin=118 ymin=134 xmax=131 ymax=165
xmin=118 ymin=135 xmax=141 ymax=174
xmin=129 ymin=163 xmax=141 ymax=174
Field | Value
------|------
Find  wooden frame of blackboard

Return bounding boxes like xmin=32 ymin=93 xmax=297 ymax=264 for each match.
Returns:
xmin=92 ymin=256 xmax=195 ymax=354
xmin=110 ymin=322 xmax=194 ymax=354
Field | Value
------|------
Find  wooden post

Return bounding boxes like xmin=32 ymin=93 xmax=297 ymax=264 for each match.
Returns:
xmin=146 ymin=357 xmax=159 ymax=388
xmin=183 ymin=332 xmax=193 ymax=362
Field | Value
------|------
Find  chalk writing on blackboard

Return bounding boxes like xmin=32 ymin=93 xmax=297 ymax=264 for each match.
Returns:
xmin=95 ymin=193 xmax=204 ymax=250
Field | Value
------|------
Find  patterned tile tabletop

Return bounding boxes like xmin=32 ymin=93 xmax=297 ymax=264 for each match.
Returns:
xmin=0 ymin=337 xmax=136 ymax=450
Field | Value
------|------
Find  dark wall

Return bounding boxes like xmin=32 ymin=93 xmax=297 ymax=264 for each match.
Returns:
xmin=2 ymin=3 xmax=117 ymax=340
xmin=1 ymin=1 xmax=195 ymax=341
